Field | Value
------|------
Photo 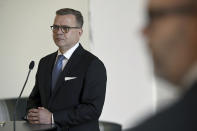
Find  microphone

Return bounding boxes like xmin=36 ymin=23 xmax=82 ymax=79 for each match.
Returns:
xmin=29 ymin=61 xmax=35 ymax=70
xmin=13 ymin=61 xmax=35 ymax=131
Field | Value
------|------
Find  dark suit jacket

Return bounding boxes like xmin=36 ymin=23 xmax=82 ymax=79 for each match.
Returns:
xmin=27 ymin=44 xmax=107 ymax=131
xmin=126 ymin=81 xmax=197 ymax=131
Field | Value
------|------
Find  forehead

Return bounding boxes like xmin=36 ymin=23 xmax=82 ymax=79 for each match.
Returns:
xmin=54 ymin=14 xmax=77 ymax=25
xmin=148 ymin=0 xmax=193 ymax=9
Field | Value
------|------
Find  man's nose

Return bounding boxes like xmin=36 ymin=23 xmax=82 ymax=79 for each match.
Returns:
xmin=57 ymin=27 xmax=64 ymax=34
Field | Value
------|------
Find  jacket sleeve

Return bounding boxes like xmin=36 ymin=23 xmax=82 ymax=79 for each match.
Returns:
xmin=53 ymin=58 xmax=107 ymax=127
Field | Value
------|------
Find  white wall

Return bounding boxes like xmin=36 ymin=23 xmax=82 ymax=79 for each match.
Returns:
xmin=0 ymin=0 xmax=90 ymax=98
xmin=90 ymin=0 xmax=156 ymax=129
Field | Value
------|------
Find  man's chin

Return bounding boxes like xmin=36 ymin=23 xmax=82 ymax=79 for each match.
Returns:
xmin=155 ymin=68 xmax=167 ymax=80
xmin=155 ymin=68 xmax=174 ymax=85
xmin=55 ymin=42 xmax=65 ymax=47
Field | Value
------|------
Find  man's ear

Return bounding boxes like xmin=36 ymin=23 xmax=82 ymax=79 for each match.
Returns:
xmin=79 ymin=28 xmax=83 ymax=36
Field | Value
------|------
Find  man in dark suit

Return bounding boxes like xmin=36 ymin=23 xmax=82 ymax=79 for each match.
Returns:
xmin=126 ymin=0 xmax=197 ymax=130
xmin=26 ymin=8 xmax=107 ymax=131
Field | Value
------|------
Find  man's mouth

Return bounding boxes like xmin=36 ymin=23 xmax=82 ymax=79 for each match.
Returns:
xmin=56 ymin=38 xmax=64 ymax=41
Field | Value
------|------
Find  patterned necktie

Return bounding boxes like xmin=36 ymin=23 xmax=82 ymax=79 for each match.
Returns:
xmin=52 ymin=55 xmax=65 ymax=90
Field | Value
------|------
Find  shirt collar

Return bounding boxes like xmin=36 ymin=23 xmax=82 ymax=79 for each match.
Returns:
xmin=57 ymin=42 xmax=79 ymax=60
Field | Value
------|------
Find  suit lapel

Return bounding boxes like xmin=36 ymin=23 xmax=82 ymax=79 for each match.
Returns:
xmin=50 ymin=44 xmax=85 ymax=101
xmin=45 ymin=52 xmax=57 ymax=106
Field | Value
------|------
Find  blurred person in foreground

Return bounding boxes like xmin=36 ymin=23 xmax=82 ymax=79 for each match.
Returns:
xmin=26 ymin=8 xmax=107 ymax=131
xmin=126 ymin=0 xmax=197 ymax=130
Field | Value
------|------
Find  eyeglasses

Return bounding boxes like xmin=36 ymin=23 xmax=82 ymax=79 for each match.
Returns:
xmin=50 ymin=25 xmax=81 ymax=33
xmin=147 ymin=5 xmax=197 ymax=24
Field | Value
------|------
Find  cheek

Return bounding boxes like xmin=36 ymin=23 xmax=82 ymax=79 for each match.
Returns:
xmin=147 ymin=23 xmax=181 ymax=66
xmin=63 ymin=32 xmax=73 ymax=40
xmin=53 ymin=33 xmax=55 ymax=39
xmin=148 ymin=19 xmax=182 ymax=52
xmin=66 ymin=32 xmax=79 ymax=41
xmin=186 ymin=23 xmax=197 ymax=49
xmin=148 ymin=29 xmax=170 ymax=59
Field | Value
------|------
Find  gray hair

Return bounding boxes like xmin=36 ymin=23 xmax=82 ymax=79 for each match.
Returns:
xmin=56 ymin=8 xmax=84 ymax=28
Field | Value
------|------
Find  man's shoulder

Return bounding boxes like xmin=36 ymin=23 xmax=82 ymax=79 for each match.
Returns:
xmin=127 ymin=89 xmax=197 ymax=131
xmin=38 ymin=51 xmax=57 ymax=66
xmin=81 ymin=48 xmax=105 ymax=66
xmin=40 ymin=51 xmax=57 ymax=61
xmin=83 ymin=49 xmax=98 ymax=60
xmin=74 ymin=45 xmax=106 ymax=71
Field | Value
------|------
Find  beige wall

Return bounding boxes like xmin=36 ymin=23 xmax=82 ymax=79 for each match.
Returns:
xmin=90 ymin=0 xmax=155 ymax=129
xmin=0 ymin=0 xmax=90 ymax=98
xmin=90 ymin=0 xmax=179 ymax=129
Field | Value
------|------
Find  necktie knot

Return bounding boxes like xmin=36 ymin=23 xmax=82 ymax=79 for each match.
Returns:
xmin=58 ymin=55 xmax=65 ymax=62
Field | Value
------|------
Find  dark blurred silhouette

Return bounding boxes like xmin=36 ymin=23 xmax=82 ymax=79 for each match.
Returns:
xmin=126 ymin=0 xmax=197 ymax=130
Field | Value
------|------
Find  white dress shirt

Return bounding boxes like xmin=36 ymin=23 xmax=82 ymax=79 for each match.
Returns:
xmin=55 ymin=43 xmax=79 ymax=70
